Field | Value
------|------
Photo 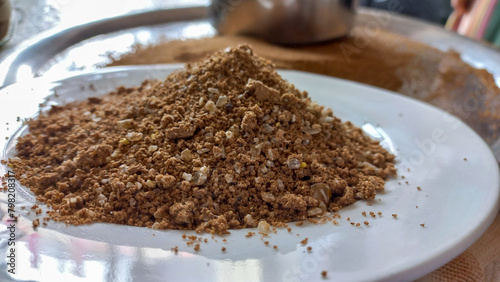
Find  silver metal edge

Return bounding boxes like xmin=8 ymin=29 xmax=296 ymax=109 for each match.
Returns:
xmin=0 ymin=5 xmax=209 ymax=88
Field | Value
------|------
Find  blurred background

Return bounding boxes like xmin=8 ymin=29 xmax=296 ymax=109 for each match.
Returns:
xmin=360 ymin=0 xmax=453 ymax=25
xmin=0 ymin=0 xmax=458 ymax=49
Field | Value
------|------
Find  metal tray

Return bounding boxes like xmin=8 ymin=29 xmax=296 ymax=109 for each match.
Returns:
xmin=0 ymin=4 xmax=499 ymax=160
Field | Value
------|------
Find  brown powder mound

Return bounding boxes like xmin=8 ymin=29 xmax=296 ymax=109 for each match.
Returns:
xmin=10 ymin=45 xmax=396 ymax=234
xmin=109 ymin=33 xmax=500 ymax=146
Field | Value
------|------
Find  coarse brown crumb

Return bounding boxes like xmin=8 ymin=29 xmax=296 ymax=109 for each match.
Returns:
xmin=194 ymin=244 xmax=200 ymax=252
xmin=417 ymin=186 xmax=421 ymax=190
xmin=264 ymin=241 xmax=269 ymax=246
xmin=273 ymin=245 xmax=278 ymax=250
xmin=32 ymin=218 xmax=40 ymax=228
xmin=308 ymin=218 xmax=319 ymax=224
xmin=361 ymin=211 xmax=366 ymax=216
xmin=355 ymin=223 xmax=361 ymax=227
xmin=307 ymin=246 xmax=312 ymax=252
xmin=8 ymin=45 xmax=396 ymax=234
xmin=392 ymin=214 xmax=398 ymax=218
xmin=300 ymin=238 xmax=308 ymax=245
xmin=287 ymin=227 xmax=292 ymax=232
xmin=321 ymin=270 xmax=328 ymax=278
xmin=420 ymin=223 xmax=425 ymax=227
xmin=332 ymin=220 xmax=338 ymax=225
xmin=364 ymin=221 xmax=369 ymax=225
xmin=222 ymin=247 xmax=226 ymax=252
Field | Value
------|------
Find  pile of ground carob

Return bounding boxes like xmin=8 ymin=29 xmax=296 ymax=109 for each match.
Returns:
xmin=8 ymin=45 xmax=396 ymax=234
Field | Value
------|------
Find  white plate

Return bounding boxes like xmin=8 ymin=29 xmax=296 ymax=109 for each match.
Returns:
xmin=0 ymin=65 xmax=499 ymax=282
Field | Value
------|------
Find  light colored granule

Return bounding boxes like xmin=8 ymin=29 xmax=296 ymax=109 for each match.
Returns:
xmin=216 ymin=95 xmax=228 ymax=108
xmin=258 ymin=221 xmax=271 ymax=234
xmin=204 ymin=100 xmax=216 ymax=114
